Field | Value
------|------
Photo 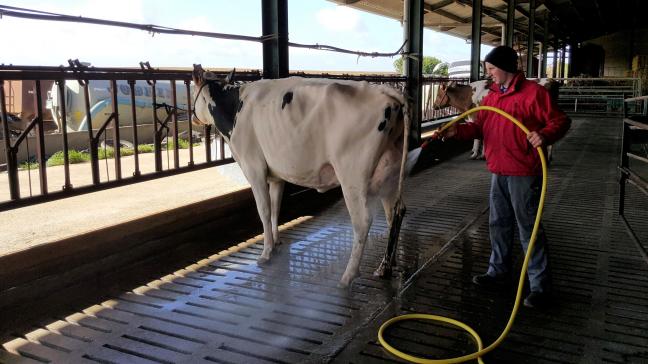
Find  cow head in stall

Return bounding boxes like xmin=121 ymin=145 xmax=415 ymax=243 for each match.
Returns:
xmin=431 ymin=80 xmax=492 ymax=160
xmin=433 ymin=80 xmax=492 ymax=112
xmin=192 ymin=64 xmax=414 ymax=287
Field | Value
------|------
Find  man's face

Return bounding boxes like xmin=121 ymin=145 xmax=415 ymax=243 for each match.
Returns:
xmin=485 ymin=62 xmax=510 ymax=85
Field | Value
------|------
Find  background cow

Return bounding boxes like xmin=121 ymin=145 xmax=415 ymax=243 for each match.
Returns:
xmin=433 ymin=80 xmax=491 ymax=159
xmin=192 ymin=65 xmax=413 ymax=287
xmin=433 ymin=78 xmax=560 ymax=162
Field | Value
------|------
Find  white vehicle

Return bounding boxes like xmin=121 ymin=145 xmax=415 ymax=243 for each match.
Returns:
xmin=48 ymin=80 xmax=189 ymax=132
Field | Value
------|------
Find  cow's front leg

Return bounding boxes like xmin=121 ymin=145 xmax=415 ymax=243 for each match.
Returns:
xmin=340 ymin=186 xmax=372 ymax=287
xmin=269 ymin=180 xmax=285 ymax=246
xmin=470 ymin=139 xmax=482 ymax=159
xmin=247 ymin=176 xmax=274 ymax=264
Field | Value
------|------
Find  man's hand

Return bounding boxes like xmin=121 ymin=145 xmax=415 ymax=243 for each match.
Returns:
xmin=527 ymin=131 xmax=545 ymax=148
xmin=430 ymin=123 xmax=457 ymax=141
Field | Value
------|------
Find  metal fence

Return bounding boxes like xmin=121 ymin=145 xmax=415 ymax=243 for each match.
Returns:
xmin=556 ymin=77 xmax=642 ymax=116
xmin=1 ymin=64 xmax=460 ymax=211
xmin=619 ymin=95 xmax=648 ymax=264
xmin=0 ymin=64 xmax=264 ymax=211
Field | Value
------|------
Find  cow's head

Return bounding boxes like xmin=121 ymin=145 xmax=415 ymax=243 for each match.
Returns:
xmin=192 ymin=64 xmax=239 ymax=141
xmin=433 ymin=81 xmax=480 ymax=112
xmin=433 ymin=82 xmax=449 ymax=110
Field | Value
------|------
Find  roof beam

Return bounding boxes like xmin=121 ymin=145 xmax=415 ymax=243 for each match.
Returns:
xmin=453 ymin=0 xmax=547 ymax=43
xmin=433 ymin=7 xmax=470 ymax=23
xmin=540 ymin=0 xmax=578 ymax=42
xmin=424 ymin=0 xmax=455 ymax=12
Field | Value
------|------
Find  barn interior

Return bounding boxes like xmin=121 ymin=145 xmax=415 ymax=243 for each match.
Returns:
xmin=1 ymin=1 xmax=647 ymax=363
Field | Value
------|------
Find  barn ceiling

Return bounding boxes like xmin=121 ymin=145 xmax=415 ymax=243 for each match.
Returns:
xmin=328 ymin=0 xmax=647 ymax=51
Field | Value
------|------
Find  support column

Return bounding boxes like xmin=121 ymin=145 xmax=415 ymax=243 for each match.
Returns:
xmin=505 ymin=0 xmax=516 ymax=47
xmin=567 ymin=42 xmax=575 ymax=78
xmin=470 ymin=0 xmax=483 ymax=82
xmin=526 ymin=0 xmax=536 ymax=76
xmin=541 ymin=14 xmax=549 ymax=78
xmin=552 ymin=38 xmax=559 ymax=78
xmin=262 ymin=0 xmax=289 ymax=79
xmin=405 ymin=0 xmax=423 ymax=145
xmin=560 ymin=44 xmax=567 ymax=78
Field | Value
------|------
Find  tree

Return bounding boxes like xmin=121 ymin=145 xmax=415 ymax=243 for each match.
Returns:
xmin=393 ymin=56 xmax=448 ymax=76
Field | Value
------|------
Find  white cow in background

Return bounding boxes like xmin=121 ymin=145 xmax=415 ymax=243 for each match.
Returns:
xmin=192 ymin=65 xmax=415 ymax=287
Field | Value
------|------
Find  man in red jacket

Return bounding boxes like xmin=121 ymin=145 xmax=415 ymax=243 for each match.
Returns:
xmin=431 ymin=46 xmax=571 ymax=308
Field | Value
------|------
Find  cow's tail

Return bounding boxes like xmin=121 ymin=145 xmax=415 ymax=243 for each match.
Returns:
xmin=372 ymin=88 xmax=411 ymax=278
xmin=397 ymin=92 xmax=412 ymax=200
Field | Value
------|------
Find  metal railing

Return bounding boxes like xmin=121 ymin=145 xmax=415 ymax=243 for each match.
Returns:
xmin=0 ymin=64 xmax=262 ymax=211
xmin=1 ymin=64 xmax=461 ymax=211
xmin=556 ymin=77 xmax=641 ymax=116
xmin=619 ymin=95 xmax=648 ymax=264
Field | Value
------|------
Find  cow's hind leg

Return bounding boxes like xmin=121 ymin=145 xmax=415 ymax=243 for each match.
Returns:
xmin=339 ymin=185 xmax=372 ymax=287
xmin=269 ymin=180 xmax=285 ymax=246
xmin=374 ymin=195 xmax=406 ymax=278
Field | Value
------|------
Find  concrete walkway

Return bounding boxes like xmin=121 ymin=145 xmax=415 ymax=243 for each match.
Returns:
xmin=0 ymin=143 xmax=250 ymax=257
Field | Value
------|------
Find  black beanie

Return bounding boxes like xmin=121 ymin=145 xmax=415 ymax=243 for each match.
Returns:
xmin=484 ymin=46 xmax=518 ymax=73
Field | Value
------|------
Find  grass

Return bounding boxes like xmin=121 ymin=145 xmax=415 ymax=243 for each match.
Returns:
xmin=164 ymin=138 xmax=200 ymax=150
xmin=18 ymin=161 xmax=39 ymax=170
xmin=46 ymin=150 xmax=90 ymax=166
xmin=35 ymin=140 xmax=197 ymax=168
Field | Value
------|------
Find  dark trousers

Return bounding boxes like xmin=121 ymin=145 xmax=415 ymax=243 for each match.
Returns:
xmin=487 ymin=174 xmax=551 ymax=293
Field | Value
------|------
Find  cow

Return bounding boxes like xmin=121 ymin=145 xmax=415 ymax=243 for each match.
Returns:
xmin=191 ymin=65 xmax=414 ymax=287
xmin=433 ymin=78 xmax=560 ymax=161
xmin=433 ymin=80 xmax=492 ymax=159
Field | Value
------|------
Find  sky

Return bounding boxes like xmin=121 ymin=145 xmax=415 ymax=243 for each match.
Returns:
xmin=0 ymin=0 xmax=494 ymax=73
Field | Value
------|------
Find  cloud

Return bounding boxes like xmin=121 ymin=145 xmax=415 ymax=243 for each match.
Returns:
xmin=316 ymin=6 xmax=366 ymax=33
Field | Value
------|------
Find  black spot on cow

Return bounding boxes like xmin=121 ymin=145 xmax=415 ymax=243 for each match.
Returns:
xmin=384 ymin=106 xmax=392 ymax=120
xmin=237 ymin=100 xmax=244 ymax=113
xmin=282 ymin=91 xmax=293 ymax=109
xmin=378 ymin=119 xmax=387 ymax=132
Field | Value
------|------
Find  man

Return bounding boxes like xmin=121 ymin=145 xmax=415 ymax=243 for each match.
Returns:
xmin=431 ymin=46 xmax=571 ymax=308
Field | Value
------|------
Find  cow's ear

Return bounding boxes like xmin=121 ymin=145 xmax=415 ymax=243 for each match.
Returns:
xmin=225 ymin=68 xmax=236 ymax=84
xmin=440 ymin=83 xmax=447 ymax=90
xmin=192 ymin=64 xmax=204 ymax=86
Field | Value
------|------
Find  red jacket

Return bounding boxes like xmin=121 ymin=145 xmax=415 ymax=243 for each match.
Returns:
xmin=455 ymin=72 xmax=571 ymax=176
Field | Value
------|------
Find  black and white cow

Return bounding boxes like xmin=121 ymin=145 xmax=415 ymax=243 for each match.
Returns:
xmin=192 ymin=65 xmax=414 ymax=287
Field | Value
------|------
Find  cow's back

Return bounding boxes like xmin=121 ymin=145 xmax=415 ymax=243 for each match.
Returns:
xmin=230 ymin=77 xmax=404 ymax=189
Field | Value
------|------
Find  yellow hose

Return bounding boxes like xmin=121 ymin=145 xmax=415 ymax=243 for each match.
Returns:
xmin=378 ymin=105 xmax=548 ymax=364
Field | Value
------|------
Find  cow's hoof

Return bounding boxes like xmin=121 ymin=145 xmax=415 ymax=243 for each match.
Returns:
xmin=257 ymin=255 xmax=271 ymax=265
xmin=373 ymin=259 xmax=392 ymax=278
xmin=339 ymin=273 xmax=357 ymax=288
xmin=337 ymin=280 xmax=350 ymax=289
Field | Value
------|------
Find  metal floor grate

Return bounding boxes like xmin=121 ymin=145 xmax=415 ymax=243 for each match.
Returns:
xmin=2 ymin=116 xmax=647 ymax=364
